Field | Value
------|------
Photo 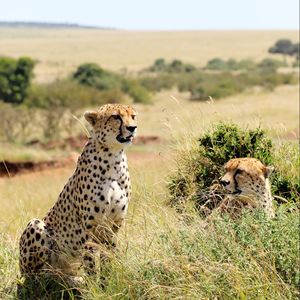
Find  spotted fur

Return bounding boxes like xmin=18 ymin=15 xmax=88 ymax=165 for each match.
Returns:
xmin=219 ymin=157 xmax=275 ymax=218
xmin=19 ymin=104 xmax=137 ymax=277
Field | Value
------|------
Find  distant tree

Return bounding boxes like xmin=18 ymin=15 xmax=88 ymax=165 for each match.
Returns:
xmin=205 ymin=58 xmax=228 ymax=70
xmin=169 ymin=59 xmax=184 ymax=72
xmin=269 ymin=39 xmax=293 ymax=55
xmin=0 ymin=57 xmax=34 ymax=104
xmin=152 ymin=58 xmax=166 ymax=71
xmin=73 ymin=63 xmax=121 ymax=91
xmin=269 ymin=39 xmax=299 ymax=62
xmin=257 ymin=58 xmax=287 ymax=72
xmin=291 ymin=43 xmax=299 ymax=60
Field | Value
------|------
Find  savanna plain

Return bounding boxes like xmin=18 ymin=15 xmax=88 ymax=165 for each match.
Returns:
xmin=0 ymin=28 xmax=299 ymax=299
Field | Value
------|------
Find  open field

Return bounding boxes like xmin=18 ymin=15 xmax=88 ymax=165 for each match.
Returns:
xmin=135 ymin=85 xmax=299 ymax=140
xmin=0 ymin=84 xmax=298 ymax=165
xmin=0 ymin=28 xmax=299 ymax=298
xmin=0 ymin=28 xmax=298 ymax=82
xmin=0 ymin=84 xmax=298 ymax=166
xmin=0 ymin=145 xmax=299 ymax=299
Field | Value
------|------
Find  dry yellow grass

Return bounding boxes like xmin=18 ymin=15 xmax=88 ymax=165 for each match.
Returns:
xmin=0 ymin=28 xmax=298 ymax=82
xmin=135 ymin=85 xmax=299 ymax=141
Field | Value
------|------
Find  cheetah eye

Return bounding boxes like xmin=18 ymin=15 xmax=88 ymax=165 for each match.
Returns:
xmin=131 ymin=115 xmax=136 ymax=120
xmin=235 ymin=169 xmax=244 ymax=175
xmin=112 ymin=115 xmax=122 ymax=121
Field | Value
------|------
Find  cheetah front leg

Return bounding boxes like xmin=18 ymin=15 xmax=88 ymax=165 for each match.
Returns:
xmin=19 ymin=219 xmax=54 ymax=276
xmin=82 ymin=222 xmax=120 ymax=280
xmin=82 ymin=240 xmax=99 ymax=275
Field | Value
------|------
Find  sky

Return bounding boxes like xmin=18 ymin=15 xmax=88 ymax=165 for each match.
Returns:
xmin=0 ymin=0 xmax=299 ymax=30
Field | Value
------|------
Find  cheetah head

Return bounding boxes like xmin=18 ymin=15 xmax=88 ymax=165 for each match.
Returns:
xmin=220 ymin=158 xmax=273 ymax=198
xmin=84 ymin=104 xmax=137 ymax=149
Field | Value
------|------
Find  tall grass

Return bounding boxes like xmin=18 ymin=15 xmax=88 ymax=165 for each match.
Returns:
xmin=0 ymin=150 xmax=299 ymax=299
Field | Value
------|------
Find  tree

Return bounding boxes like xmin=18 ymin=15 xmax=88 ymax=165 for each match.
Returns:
xmin=269 ymin=39 xmax=293 ymax=55
xmin=152 ymin=58 xmax=166 ymax=71
xmin=73 ymin=63 xmax=121 ymax=91
xmin=269 ymin=39 xmax=299 ymax=62
xmin=0 ymin=57 xmax=34 ymax=104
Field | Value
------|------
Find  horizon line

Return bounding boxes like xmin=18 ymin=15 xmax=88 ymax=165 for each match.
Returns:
xmin=0 ymin=20 xmax=299 ymax=31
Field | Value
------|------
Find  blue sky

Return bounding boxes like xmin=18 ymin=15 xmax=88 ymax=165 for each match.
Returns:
xmin=1 ymin=0 xmax=299 ymax=30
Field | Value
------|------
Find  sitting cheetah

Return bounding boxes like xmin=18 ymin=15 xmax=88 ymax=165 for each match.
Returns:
xmin=219 ymin=157 xmax=275 ymax=218
xmin=19 ymin=104 xmax=137 ymax=279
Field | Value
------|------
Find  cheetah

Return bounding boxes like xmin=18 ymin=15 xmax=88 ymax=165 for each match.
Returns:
xmin=19 ymin=104 xmax=137 ymax=279
xmin=219 ymin=157 xmax=275 ymax=218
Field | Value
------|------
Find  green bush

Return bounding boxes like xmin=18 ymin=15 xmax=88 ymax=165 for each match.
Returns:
xmin=139 ymin=74 xmax=176 ymax=92
xmin=205 ymin=58 xmax=256 ymax=71
xmin=25 ymin=80 xmax=110 ymax=109
xmin=146 ymin=58 xmax=196 ymax=73
xmin=178 ymin=72 xmax=247 ymax=101
xmin=73 ymin=63 xmax=152 ymax=103
xmin=123 ymin=80 xmax=152 ymax=104
xmin=257 ymin=58 xmax=287 ymax=72
xmin=0 ymin=56 xmax=34 ymax=104
xmin=205 ymin=58 xmax=229 ymax=71
xmin=149 ymin=58 xmax=167 ymax=72
xmin=73 ymin=63 xmax=122 ymax=91
xmin=168 ymin=123 xmax=299 ymax=214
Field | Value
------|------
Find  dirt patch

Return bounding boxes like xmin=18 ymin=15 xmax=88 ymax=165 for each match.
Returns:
xmin=3 ymin=135 xmax=163 ymax=177
xmin=0 ymin=151 xmax=166 ymax=177
xmin=284 ymin=128 xmax=299 ymax=140
xmin=133 ymin=135 xmax=161 ymax=145
xmin=0 ymin=156 xmax=75 ymax=177
xmin=28 ymin=134 xmax=162 ymax=150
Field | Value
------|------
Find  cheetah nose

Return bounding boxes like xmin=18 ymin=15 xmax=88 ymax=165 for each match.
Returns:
xmin=220 ymin=179 xmax=230 ymax=186
xmin=126 ymin=126 xmax=137 ymax=133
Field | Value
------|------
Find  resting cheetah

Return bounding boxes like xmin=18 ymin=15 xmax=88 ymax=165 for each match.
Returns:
xmin=219 ymin=157 xmax=275 ymax=218
xmin=19 ymin=104 xmax=137 ymax=278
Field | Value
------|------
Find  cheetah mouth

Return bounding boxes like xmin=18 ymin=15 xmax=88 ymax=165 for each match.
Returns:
xmin=116 ymin=134 xmax=133 ymax=144
xmin=232 ymin=189 xmax=242 ymax=195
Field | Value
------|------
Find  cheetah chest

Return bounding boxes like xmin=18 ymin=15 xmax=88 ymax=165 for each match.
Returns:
xmin=94 ymin=179 xmax=129 ymax=222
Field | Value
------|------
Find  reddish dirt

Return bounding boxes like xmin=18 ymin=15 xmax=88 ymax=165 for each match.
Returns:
xmin=28 ymin=134 xmax=162 ymax=151
xmin=0 ymin=156 xmax=76 ymax=177
xmin=0 ymin=151 xmax=166 ymax=178
xmin=1 ymin=135 xmax=163 ymax=177
xmin=284 ymin=128 xmax=299 ymax=140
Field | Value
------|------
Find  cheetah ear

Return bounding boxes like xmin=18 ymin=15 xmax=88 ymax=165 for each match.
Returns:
xmin=84 ymin=111 xmax=98 ymax=127
xmin=264 ymin=166 xmax=274 ymax=178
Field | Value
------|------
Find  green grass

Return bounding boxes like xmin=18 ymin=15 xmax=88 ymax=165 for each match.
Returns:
xmin=0 ymin=143 xmax=62 ymax=163
xmin=0 ymin=149 xmax=299 ymax=299
xmin=0 ymin=86 xmax=299 ymax=299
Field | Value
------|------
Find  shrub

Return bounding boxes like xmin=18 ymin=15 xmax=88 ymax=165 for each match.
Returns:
xmin=257 ymin=58 xmax=287 ymax=72
xmin=123 ymin=80 xmax=152 ymax=104
xmin=73 ymin=63 xmax=122 ymax=91
xmin=146 ymin=59 xmax=197 ymax=73
xmin=205 ymin=58 xmax=229 ymax=71
xmin=149 ymin=58 xmax=167 ymax=72
xmin=178 ymin=72 xmax=247 ymax=101
xmin=205 ymin=58 xmax=256 ymax=71
xmin=73 ymin=63 xmax=152 ymax=103
xmin=0 ymin=102 xmax=37 ymax=143
xmin=139 ymin=74 xmax=176 ymax=92
xmin=0 ymin=56 xmax=34 ymax=104
xmin=237 ymin=59 xmax=256 ymax=70
xmin=168 ymin=123 xmax=299 ymax=215
xmin=25 ymin=80 xmax=110 ymax=109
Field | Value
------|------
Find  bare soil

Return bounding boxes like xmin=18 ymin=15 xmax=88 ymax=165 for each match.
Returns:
xmin=1 ymin=135 xmax=163 ymax=177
